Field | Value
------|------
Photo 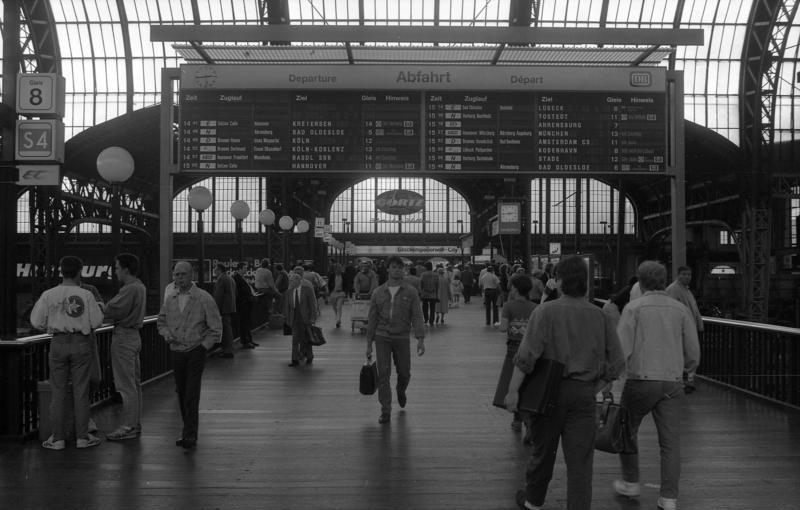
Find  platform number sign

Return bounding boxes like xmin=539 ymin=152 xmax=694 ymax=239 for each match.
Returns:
xmin=16 ymin=74 xmax=66 ymax=116
xmin=15 ymin=120 xmax=65 ymax=162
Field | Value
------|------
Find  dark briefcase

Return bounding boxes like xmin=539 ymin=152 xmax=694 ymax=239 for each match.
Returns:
xmin=493 ymin=357 xmax=564 ymax=416
xmin=359 ymin=358 xmax=378 ymax=395
xmin=518 ymin=358 xmax=564 ymax=416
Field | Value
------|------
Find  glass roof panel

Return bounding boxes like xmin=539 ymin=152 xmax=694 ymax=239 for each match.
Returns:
xmin=1 ymin=0 xmax=793 ymax=148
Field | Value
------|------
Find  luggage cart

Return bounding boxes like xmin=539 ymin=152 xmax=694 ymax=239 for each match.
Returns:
xmin=350 ymin=294 xmax=371 ymax=333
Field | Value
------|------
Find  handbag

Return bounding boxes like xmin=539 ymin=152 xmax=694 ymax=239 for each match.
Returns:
xmin=307 ymin=324 xmax=326 ymax=346
xmin=595 ymin=395 xmax=637 ymax=454
xmin=492 ymin=357 xmax=564 ymax=416
xmin=359 ymin=357 xmax=378 ymax=395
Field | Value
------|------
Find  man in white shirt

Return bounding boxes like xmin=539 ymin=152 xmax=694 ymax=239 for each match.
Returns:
xmin=31 ymin=256 xmax=104 ymax=450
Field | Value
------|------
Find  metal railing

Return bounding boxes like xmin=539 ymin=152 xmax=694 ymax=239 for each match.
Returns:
xmin=700 ymin=317 xmax=800 ymax=408
xmin=0 ymin=294 xmax=273 ymax=439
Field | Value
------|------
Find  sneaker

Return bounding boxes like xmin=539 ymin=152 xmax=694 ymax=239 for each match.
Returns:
xmin=107 ymin=426 xmax=140 ymax=441
xmin=511 ymin=419 xmax=522 ymax=431
xmin=42 ymin=435 xmax=65 ymax=450
xmin=76 ymin=433 xmax=102 ymax=449
xmin=88 ymin=418 xmax=98 ymax=434
xmin=397 ymin=389 xmax=407 ymax=408
xmin=613 ymin=479 xmax=642 ymax=498
xmin=657 ymin=497 xmax=677 ymax=510
xmin=378 ymin=412 xmax=391 ymax=424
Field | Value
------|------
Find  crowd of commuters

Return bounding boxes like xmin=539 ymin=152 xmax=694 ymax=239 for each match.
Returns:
xmin=32 ymin=253 xmax=702 ymax=510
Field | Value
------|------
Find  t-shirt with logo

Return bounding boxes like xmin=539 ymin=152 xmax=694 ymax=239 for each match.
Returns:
xmin=29 ymin=284 xmax=104 ymax=335
xmin=501 ymin=299 xmax=537 ymax=346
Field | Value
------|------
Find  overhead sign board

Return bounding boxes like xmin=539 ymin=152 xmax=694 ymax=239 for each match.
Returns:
xmin=16 ymin=73 xmax=66 ymax=117
xmin=15 ymin=119 xmax=65 ymax=162
xmin=178 ymin=65 xmax=675 ymax=176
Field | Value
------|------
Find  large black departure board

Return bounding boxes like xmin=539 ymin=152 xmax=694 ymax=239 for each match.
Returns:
xmin=180 ymin=91 xmax=421 ymax=172
xmin=178 ymin=65 xmax=674 ymax=175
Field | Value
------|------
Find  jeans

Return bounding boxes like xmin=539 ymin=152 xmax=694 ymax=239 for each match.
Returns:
xmin=110 ymin=327 xmax=142 ymax=430
xmin=484 ymin=289 xmax=499 ymax=324
xmin=421 ymin=298 xmax=437 ymax=325
xmin=375 ymin=335 xmax=411 ymax=414
xmin=619 ymin=379 xmax=684 ymax=500
xmin=525 ymin=379 xmax=596 ymax=510
xmin=172 ymin=346 xmax=206 ymax=441
xmin=220 ymin=314 xmax=234 ymax=354
xmin=49 ymin=333 xmax=94 ymax=440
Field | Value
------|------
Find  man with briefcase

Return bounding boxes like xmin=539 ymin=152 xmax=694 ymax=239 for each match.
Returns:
xmin=505 ymin=256 xmax=625 ymax=510
xmin=365 ymin=256 xmax=425 ymax=425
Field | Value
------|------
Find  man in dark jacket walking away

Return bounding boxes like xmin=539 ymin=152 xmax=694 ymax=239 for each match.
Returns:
xmin=233 ymin=262 xmax=257 ymax=348
xmin=213 ymin=263 xmax=237 ymax=358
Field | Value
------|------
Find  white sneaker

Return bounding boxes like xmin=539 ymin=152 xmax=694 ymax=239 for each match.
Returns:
xmin=658 ymin=497 xmax=677 ymax=510
xmin=42 ymin=435 xmax=65 ymax=450
xmin=76 ymin=433 xmax=102 ymax=449
xmin=613 ymin=479 xmax=641 ymax=497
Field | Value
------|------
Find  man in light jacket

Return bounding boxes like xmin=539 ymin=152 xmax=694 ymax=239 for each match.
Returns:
xmin=157 ymin=261 xmax=222 ymax=449
xmin=366 ymin=256 xmax=426 ymax=425
xmin=612 ymin=260 xmax=701 ymax=510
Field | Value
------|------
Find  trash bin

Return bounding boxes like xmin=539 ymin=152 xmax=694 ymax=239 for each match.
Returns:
xmin=37 ymin=380 xmax=75 ymax=442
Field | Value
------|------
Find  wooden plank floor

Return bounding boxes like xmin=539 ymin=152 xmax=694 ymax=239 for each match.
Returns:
xmin=2 ymin=300 xmax=800 ymax=510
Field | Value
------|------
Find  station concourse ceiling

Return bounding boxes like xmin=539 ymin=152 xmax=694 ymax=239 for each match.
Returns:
xmin=6 ymin=0 xmax=797 ymax=230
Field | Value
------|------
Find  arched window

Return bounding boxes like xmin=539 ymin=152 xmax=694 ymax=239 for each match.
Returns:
xmin=329 ymin=177 xmax=470 ymax=235
xmin=531 ymin=178 xmax=635 ymax=236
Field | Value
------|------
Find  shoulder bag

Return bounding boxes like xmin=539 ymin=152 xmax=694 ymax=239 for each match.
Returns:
xmin=595 ymin=395 xmax=637 ymax=454
xmin=307 ymin=324 xmax=326 ymax=346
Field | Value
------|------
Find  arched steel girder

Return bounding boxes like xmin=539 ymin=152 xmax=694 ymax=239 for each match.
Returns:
xmin=739 ymin=0 xmax=798 ymax=320
xmin=20 ymin=177 xmax=156 ymax=236
xmin=741 ymin=0 xmax=799 ymax=183
xmin=17 ymin=0 xmax=61 ymax=73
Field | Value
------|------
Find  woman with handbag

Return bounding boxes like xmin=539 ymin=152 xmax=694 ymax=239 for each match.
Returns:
xmin=612 ymin=261 xmax=701 ymax=510
xmin=505 ymin=256 xmax=625 ymax=510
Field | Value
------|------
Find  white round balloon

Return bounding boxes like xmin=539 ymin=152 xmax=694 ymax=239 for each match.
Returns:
xmin=278 ymin=215 xmax=294 ymax=231
xmin=259 ymin=209 xmax=276 ymax=226
xmin=96 ymin=146 xmax=134 ymax=183
xmin=187 ymin=186 xmax=213 ymax=212
xmin=230 ymin=200 xmax=250 ymax=220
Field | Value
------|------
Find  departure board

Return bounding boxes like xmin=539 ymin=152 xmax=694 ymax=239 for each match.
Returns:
xmin=178 ymin=65 xmax=677 ymax=175
xmin=180 ymin=91 xmax=420 ymax=172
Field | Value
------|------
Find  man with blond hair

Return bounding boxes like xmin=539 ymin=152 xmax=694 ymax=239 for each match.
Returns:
xmin=612 ymin=260 xmax=700 ymax=510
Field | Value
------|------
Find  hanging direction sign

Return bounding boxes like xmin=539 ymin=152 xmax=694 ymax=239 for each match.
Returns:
xmin=178 ymin=65 xmax=674 ymax=176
